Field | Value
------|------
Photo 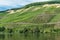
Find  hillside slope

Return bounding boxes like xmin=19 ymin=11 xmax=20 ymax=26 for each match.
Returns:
xmin=0 ymin=1 xmax=60 ymax=33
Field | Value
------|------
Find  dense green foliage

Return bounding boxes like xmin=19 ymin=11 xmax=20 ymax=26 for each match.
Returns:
xmin=0 ymin=27 xmax=5 ymax=32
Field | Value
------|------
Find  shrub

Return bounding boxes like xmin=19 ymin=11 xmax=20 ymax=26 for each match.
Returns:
xmin=0 ymin=27 xmax=5 ymax=32
xmin=20 ymin=28 xmax=29 ymax=33
xmin=7 ymin=28 xmax=13 ymax=33
xmin=32 ymin=27 xmax=40 ymax=33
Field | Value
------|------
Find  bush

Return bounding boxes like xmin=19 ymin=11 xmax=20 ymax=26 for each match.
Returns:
xmin=19 ymin=28 xmax=29 ymax=33
xmin=32 ymin=27 xmax=40 ymax=33
xmin=53 ymin=29 xmax=60 ymax=32
xmin=7 ymin=28 xmax=13 ymax=33
xmin=0 ymin=27 xmax=5 ymax=32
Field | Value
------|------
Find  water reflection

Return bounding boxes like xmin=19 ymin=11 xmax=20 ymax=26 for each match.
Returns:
xmin=0 ymin=34 xmax=5 ymax=40
xmin=0 ymin=33 xmax=60 ymax=40
xmin=7 ymin=34 xmax=13 ymax=38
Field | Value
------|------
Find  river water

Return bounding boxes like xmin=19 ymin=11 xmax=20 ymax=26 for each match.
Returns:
xmin=0 ymin=33 xmax=60 ymax=40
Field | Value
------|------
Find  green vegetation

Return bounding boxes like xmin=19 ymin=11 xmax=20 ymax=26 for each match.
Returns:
xmin=0 ymin=1 xmax=60 ymax=33
xmin=0 ymin=12 xmax=7 ymax=19
xmin=0 ymin=27 xmax=5 ymax=32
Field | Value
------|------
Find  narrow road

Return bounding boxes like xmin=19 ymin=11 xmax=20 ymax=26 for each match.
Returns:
xmin=1 ymin=22 xmax=60 ymax=25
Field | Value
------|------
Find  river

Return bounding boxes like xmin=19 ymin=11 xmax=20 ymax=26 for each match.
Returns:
xmin=0 ymin=33 xmax=60 ymax=40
